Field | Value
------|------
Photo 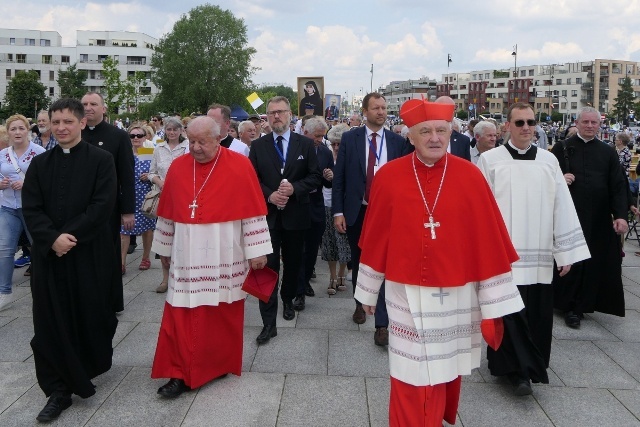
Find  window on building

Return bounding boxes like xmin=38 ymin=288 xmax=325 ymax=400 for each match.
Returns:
xmin=34 ymin=70 xmax=41 ymax=78
xmin=61 ymin=55 xmax=70 ymax=64
xmin=89 ymin=70 xmax=96 ymax=79
xmin=16 ymin=54 xmax=26 ymax=63
xmin=485 ymin=73 xmax=490 ymax=79
xmin=472 ymin=74 xmax=477 ymax=80
xmin=528 ymin=70 xmax=533 ymax=76
xmin=562 ymin=90 xmax=567 ymax=96
xmin=7 ymin=53 xmax=13 ymax=62
xmin=140 ymin=86 xmax=151 ymax=95
xmin=571 ymin=90 xmax=578 ymax=96
xmin=575 ymin=78 xmax=582 ymax=84
xmin=544 ymin=103 xmax=549 ymax=109
xmin=9 ymin=38 xmax=15 ymax=45
xmin=40 ymin=39 xmax=51 ymax=47
xmin=97 ymin=39 xmax=106 ymax=46
xmin=537 ymin=103 xmax=541 ymax=109
xmin=561 ymin=102 xmax=567 ymax=109
xmin=80 ymin=54 xmax=88 ymax=62
xmin=49 ymin=70 xmax=54 ymax=81
xmin=42 ymin=55 xmax=52 ymax=64
xmin=571 ymin=102 xmax=577 ymax=109
xmin=619 ymin=78 xmax=626 ymax=84
xmin=6 ymin=69 xmax=11 ymax=79
xmin=98 ymin=55 xmax=108 ymax=62
xmin=49 ymin=87 xmax=54 ymax=96
xmin=556 ymin=79 xmax=562 ymax=85
xmin=25 ymin=38 xmax=35 ymax=46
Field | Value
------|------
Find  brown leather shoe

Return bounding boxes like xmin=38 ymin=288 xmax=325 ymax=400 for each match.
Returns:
xmin=374 ymin=327 xmax=389 ymax=346
xmin=352 ymin=305 xmax=366 ymax=324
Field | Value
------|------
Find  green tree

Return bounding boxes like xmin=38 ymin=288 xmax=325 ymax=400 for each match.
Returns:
xmin=249 ymin=84 xmax=298 ymax=115
xmin=121 ymin=71 xmax=148 ymax=118
xmin=151 ymin=4 xmax=257 ymax=113
xmin=101 ymin=56 xmax=123 ymax=114
xmin=455 ymin=109 xmax=468 ymax=120
xmin=612 ymin=76 xmax=635 ymax=122
xmin=57 ymin=63 xmax=88 ymax=99
xmin=2 ymin=70 xmax=49 ymax=119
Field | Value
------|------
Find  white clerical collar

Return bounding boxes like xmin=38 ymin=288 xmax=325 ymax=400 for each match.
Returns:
xmin=576 ymin=132 xmax=595 ymax=143
xmin=508 ymin=140 xmax=532 ymax=155
xmin=62 ymin=148 xmax=71 ymax=154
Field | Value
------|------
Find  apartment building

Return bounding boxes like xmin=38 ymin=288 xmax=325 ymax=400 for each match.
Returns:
xmin=377 ymin=77 xmax=437 ymax=116
xmin=0 ymin=28 xmax=159 ymax=110
xmin=436 ymin=59 xmax=640 ymax=121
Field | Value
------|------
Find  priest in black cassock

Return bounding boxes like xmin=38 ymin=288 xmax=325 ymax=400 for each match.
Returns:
xmin=22 ymin=98 xmax=119 ymax=423
xmin=81 ymin=92 xmax=135 ymax=312
xmin=551 ymin=106 xmax=628 ymax=328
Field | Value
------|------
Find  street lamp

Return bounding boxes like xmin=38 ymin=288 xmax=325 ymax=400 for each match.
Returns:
xmin=512 ymin=44 xmax=518 ymax=104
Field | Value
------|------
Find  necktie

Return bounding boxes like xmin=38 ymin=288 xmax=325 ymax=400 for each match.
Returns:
xmin=365 ymin=132 xmax=377 ymax=202
xmin=276 ymin=135 xmax=284 ymax=169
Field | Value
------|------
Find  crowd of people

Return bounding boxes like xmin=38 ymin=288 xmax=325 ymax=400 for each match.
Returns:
xmin=0 ymin=90 xmax=633 ymax=426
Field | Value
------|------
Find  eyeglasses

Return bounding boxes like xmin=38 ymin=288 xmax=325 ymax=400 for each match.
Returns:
xmin=129 ymin=133 xmax=146 ymax=139
xmin=151 ymin=119 xmax=158 ymax=122
xmin=266 ymin=110 xmax=290 ymax=117
xmin=513 ymin=119 xmax=536 ymax=127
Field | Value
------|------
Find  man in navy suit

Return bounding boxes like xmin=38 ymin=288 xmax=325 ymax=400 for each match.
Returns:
xmin=450 ymin=129 xmax=471 ymax=161
xmin=293 ymin=117 xmax=335 ymax=310
xmin=249 ymin=96 xmax=321 ymax=345
xmin=332 ymin=92 xmax=410 ymax=346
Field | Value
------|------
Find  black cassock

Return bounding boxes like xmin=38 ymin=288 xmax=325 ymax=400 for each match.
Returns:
xmin=22 ymin=141 xmax=119 ymax=398
xmin=551 ymin=135 xmax=627 ymax=316
xmin=82 ymin=120 xmax=135 ymax=312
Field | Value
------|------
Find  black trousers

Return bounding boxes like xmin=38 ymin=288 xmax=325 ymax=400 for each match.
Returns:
xmin=296 ymin=219 xmax=326 ymax=296
xmin=487 ymin=283 xmax=552 ymax=383
xmin=260 ymin=227 xmax=305 ymax=327
xmin=345 ymin=205 xmax=388 ymax=328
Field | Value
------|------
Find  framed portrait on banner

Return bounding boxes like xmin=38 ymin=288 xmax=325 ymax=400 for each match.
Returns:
xmin=297 ymin=77 xmax=324 ymax=116
xmin=324 ymin=94 xmax=341 ymax=120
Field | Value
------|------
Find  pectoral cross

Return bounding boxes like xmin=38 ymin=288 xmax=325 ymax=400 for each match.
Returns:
xmin=424 ymin=216 xmax=440 ymax=239
xmin=189 ymin=200 xmax=198 ymax=219
xmin=431 ymin=288 xmax=450 ymax=305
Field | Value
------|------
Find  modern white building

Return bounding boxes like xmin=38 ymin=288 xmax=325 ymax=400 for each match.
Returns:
xmin=437 ymin=59 xmax=640 ymax=121
xmin=0 ymin=28 xmax=159 ymax=112
xmin=377 ymin=77 xmax=437 ymax=116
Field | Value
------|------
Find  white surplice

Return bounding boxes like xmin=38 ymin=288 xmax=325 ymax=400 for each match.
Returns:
xmin=355 ymin=265 xmax=524 ymax=387
xmin=151 ymin=215 xmax=272 ymax=308
xmin=476 ymin=146 xmax=590 ymax=286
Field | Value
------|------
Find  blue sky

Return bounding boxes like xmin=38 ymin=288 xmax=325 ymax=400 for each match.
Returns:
xmin=4 ymin=0 xmax=640 ymax=100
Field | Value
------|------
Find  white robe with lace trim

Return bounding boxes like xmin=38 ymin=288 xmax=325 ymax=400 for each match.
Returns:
xmin=355 ymin=266 xmax=524 ymax=387
xmin=151 ymin=215 xmax=272 ymax=308
xmin=476 ymin=146 xmax=590 ymax=285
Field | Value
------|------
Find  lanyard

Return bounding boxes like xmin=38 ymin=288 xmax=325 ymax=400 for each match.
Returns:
xmin=274 ymin=138 xmax=287 ymax=173
xmin=367 ymin=131 xmax=385 ymax=166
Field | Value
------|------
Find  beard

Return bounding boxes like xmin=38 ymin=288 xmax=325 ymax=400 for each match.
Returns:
xmin=271 ymin=122 xmax=287 ymax=134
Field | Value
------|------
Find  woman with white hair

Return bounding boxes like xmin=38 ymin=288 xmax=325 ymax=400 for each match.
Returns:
xmin=321 ymin=124 xmax=351 ymax=294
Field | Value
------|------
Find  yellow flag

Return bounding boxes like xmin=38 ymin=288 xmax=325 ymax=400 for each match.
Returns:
xmin=246 ymin=92 xmax=264 ymax=109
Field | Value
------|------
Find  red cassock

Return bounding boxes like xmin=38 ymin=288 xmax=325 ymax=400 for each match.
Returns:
xmin=358 ymin=153 xmax=519 ymax=426
xmin=151 ymin=148 xmax=268 ymax=388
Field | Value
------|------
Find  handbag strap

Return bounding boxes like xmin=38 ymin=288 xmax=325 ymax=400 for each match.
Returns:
xmin=7 ymin=147 xmax=26 ymax=180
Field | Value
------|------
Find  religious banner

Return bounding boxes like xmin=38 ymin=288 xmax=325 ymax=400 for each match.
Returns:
xmin=297 ymin=77 xmax=324 ymax=117
xmin=324 ymin=94 xmax=341 ymax=120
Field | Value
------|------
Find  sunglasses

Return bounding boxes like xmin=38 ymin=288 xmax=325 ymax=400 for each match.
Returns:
xmin=129 ymin=133 xmax=146 ymax=138
xmin=151 ymin=119 xmax=158 ymax=122
xmin=513 ymin=119 xmax=536 ymax=127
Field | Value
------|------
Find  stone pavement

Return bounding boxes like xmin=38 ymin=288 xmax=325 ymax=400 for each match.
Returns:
xmin=1 ymin=241 xmax=640 ymax=427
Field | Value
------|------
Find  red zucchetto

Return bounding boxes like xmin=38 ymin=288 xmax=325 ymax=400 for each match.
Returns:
xmin=400 ymin=99 xmax=455 ymax=127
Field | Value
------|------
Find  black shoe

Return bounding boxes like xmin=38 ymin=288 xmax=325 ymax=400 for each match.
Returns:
xmin=127 ymin=243 xmax=137 ymax=254
xmin=283 ymin=301 xmax=295 ymax=320
xmin=293 ymin=295 xmax=306 ymax=311
xmin=304 ymin=284 xmax=315 ymax=297
xmin=157 ymin=378 xmax=190 ymax=398
xmin=36 ymin=394 xmax=72 ymax=422
xmin=565 ymin=311 xmax=581 ymax=328
xmin=256 ymin=325 xmax=277 ymax=345
xmin=507 ymin=373 xmax=533 ymax=396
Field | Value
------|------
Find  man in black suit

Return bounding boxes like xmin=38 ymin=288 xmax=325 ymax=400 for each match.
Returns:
xmin=249 ymin=96 xmax=321 ymax=344
xmin=293 ymin=117 xmax=335 ymax=311
xmin=81 ymin=92 xmax=135 ymax=313
xmin=437 ymin=96 xmax=471 ymax=161
xmin=332 ymin=92 xmax=410 ymax=346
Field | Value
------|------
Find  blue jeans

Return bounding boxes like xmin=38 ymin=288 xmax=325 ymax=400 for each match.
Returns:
xmin=0 ymin=206 xmax=32 ymax=294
